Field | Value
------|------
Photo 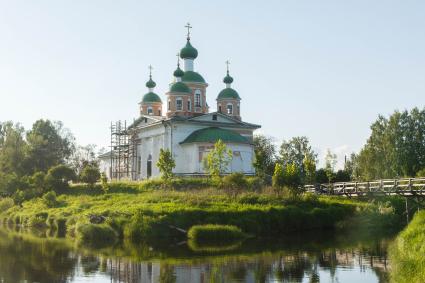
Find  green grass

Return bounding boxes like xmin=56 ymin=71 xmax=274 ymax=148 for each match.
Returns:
xmin=0 ymin=180 xmax=404 ymax=244
xmin=188 ymin=224 xmax=246 ymax=243
xmin=390 ymin=210 xmax=425 ymax=283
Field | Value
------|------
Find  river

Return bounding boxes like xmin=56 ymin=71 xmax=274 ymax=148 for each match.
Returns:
xmin=0 ymin=226 xmax=393 ymax=283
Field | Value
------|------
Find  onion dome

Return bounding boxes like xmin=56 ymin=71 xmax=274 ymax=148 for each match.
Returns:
xmin=173 ymin=66 xmax=184 ymax=78
xmin=223 ymin=73 xmax=233 ymax=84
xmin=142 ymin=92 xmax=162 ymax=103
xmin=170 ymin=81 xmax=191 ymax=93
xmin=217 ymin=88 xmax=240 ymax=100
xmin=180 ymin=40 xmax=198 ymax=59
xmin=145 ymin=78 xmax=156 ymax=88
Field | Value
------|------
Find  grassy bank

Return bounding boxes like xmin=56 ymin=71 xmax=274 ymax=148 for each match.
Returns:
xmin=390 ymin=210 xmax=425 ymax=283
xmin=0 ymin=180 xmax=406 ymax=245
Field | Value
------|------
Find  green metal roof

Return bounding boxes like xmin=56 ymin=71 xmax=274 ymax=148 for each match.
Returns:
xmin=173 ymin=66 xmax=184 ymax=78
xmin=223 ymin=74 xmax=233 ymax=84
xmin=180 ymin=40 xmax=198 ymax=59
xmin=182 ymin=71 xmax=206 ymax=83
xmin=170 ymin=81 xmax=191 ymax=93
xmin=217 ymin=88 xmax=240 ymax=100
xmin=180 ymin=127 xmax=250 ymax=144
xmin=145 ymin=78 xmax=156 ymax=88
xmin=142 ymin=92 xmax=162 ymax=103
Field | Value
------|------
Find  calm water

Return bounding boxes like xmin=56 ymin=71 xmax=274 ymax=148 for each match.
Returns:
xmin=0 ymin=227 xmax=392 ymax=283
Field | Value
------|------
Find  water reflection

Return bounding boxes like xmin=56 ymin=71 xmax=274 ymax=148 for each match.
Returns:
xmin=0 ymin=227 xmax=391 ymax=283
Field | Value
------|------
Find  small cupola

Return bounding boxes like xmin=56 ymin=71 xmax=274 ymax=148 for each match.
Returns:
xmin=140 ymin=65 xmax=162 ymax=116
xmin=216 ymin=61 xmax=241 ymax=120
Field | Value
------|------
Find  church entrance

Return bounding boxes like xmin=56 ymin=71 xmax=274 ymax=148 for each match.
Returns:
xmin=147 ymin=154 xmax=152 ymax=178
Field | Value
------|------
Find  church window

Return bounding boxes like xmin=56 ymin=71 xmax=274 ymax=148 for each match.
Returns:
xmin=218 ymin=104 xmax=222 ymax=113
xmin=147 ymin=107 xmax=153 ymax=115
xmin=176 ymin=98 xmax=182 ymax=111
xmin=195 ymin=90 xmax=201 ymax=107
xmin=168 ymin=100 xmax=171 ymax=110
xmin=158 ymin=110 xmax=161 ymax=116
xmin=227 ymin=104 xmax=233 ymax=115
xmin=187 ymin=99 xmax=191 ymax=111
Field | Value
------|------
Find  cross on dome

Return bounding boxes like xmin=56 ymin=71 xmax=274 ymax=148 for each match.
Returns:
xmin=185 ymin=23 xmax=192 ymax=40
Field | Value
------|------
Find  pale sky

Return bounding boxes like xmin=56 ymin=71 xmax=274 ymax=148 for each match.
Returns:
xmin=1 ymin=1 xmax=424 ymax=168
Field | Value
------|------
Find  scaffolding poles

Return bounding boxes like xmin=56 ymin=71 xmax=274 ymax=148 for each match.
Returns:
xmin=110 ymin=120 xmax=138 ymax=180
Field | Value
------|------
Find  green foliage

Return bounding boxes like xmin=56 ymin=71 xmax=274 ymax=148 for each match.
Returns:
xmin=253 ymin=135 xmax=276 ymax=178
xmin=315 ymin=169 xmax=328 ymax=184
xmin=79 ymin=165 xmax=101 ymax=187
xmin=156 ymin=148 xmax=176 ymax=180
xmin=272 ymin=163 xmax=301 ymax=192
xmin=324 ymin=149 xmax=337 ymax=183
xmin=303 ymin=155 xmax=316 ymax=184
xmin=30 ymin=171 xmax=47 ymax=194
xmin=416 ymin=168 xmax=425 ymax=177
xmin=334 ymin=169 xmax=351 ymax=182
xmin=222 ymin=173 xmax=248 ymax=190
xmin=278 ymin=136 xmax=317 ymax=183
xmin=203 ymin=139 xmax=233 ymax=177
xmin=42 ymin=191 xmax=58 ymax=208
xmin=356 ymin=108 xmax=425 ymax=179
xmin=100 ymin=173 xmax=108 ymax=193
xmin=272 ymin=163 xmax=285 ymax=188
xmin=0 ymin=198 xmax=14 ymax=213
xmin=188 ymin=224 xmax=246 ymax=243
xmin=76 ymin=223 xmax=118 ymax=244
xmin=390 ymin=210 xmax=425 ymax=283
xmin=45 ymin=165 xmax=76 ymax=193
xmin=0 ymin=121 xmax=26 ymax=176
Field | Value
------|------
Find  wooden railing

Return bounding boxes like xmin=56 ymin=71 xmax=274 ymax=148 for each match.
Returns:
xmin=304 ymin=178 xmax=425 ymax=196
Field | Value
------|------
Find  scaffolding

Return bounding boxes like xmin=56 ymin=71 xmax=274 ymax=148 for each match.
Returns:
xmin=110 ymin=120 xmax=139 ymax=180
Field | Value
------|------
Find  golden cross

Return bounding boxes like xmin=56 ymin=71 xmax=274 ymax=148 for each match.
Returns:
xmin=185 ymin=22 xmax=192 ymax=39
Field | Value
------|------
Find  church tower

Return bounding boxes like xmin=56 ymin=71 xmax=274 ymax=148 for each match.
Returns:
xmin=217 ymin=61 xmax=241 ymax=120
xmin=166 ymin=56 xmax=192 ymax=117
xmin=140 ymin=66 xmax=162 ymax=116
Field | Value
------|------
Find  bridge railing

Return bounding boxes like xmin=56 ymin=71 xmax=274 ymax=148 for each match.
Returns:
xmin=304 ymin=178 xmax=425 ymax=196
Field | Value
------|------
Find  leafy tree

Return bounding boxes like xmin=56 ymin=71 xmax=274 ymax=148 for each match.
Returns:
xmin=303 ymin=155 xmax=317 ymax=184
xmin=356 ymin=108 xmax=425 ymax=179
xmin=0 ymin=122 xmax=27 ymax=176
xmin=45 ymin=164 xmax=76 ymax=193
xmin=69 ymin=144 xmax=99 ymax=176
xmin=416 ymin=168 xmax=425 ymax=178
xmin=272 ymin=163 xmax=285 ymax=188
xmin=156 ymin=148 xmax=176 ymax=180
xmin=324 ymin=149 xmax=337 ymax=183
xmin=334 ymin=170 xmax=351 ymax=182
xmin=30 ymin=171 xmax=47 ymax=194
xmin=80 ymin=165 xmax=101 ymax=187
xmin=278 ymin=136 xmax=317 ymax=182
xmin=344 ymin=153 xmax=360 ymax=180
xmin=25 ymin=119 xmax=75 ymax=174
xmin=284 ymin=162 xmax=301 ymax=189
xmin=204 ymin=139 xmax=233 ymax=178
xmin=315 ymin=168 xmax=328 ymax=184
xmin=253 ymin=134 xmax=276 ymax=178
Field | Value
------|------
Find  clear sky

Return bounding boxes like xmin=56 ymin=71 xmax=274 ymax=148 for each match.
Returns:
xmin=1 ymin=0 xmax=424 ymax=168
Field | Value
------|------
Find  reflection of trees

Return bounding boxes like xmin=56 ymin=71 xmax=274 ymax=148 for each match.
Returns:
xmin=159 ymin=264 xmax=176 ymax=283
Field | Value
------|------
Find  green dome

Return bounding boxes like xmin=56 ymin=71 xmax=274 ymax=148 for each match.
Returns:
xmin=223 ymin=74 xmax=233 ymax=84
xmin=170 ymin=82 xmax=191 ymax=93
xmin=180 ymin=40 xmax=198 ymax=59
xmin=173 ymin=66 xmax=184 ymax=78
xmin=180 ymin=127 xmax=250 ymax=144
xmin=182 ymin=71 xmax=206 ymax=83
xmin=145 ymin=78 xmax=156 ymax=88
xmin=142 ymin=92 xmax=162 ymax=103
xmin=217 ymin=88 xmax=240 ymax=100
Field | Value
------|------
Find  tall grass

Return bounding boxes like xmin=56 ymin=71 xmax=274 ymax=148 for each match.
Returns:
xmin=188 ymin=224 xmax=246 ymax=243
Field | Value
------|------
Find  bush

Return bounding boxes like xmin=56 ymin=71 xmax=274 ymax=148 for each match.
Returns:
xmin=222 ymin=173 xmax=248 ymax=190
xmin=76 ymin=223 xmax=118 ymax=244
xmin=416 ymin=168 xmax=425 ymax=177
xmin=80 ymin=166 xmax=101 ymax=187
xmin=45 ymin=165 xmax=76 ymax=193
xmin=42 ymin=191 xmax=58 ymax=208
xmin=0 ymin=198 xmax=14 ymax=213
xmin=188 ymin=224 xmax=246 ymax=243
xmin=30 ymin=171 xmax=47 ymax=194
xmin=28 ymin=212 xmax=48 ymax=227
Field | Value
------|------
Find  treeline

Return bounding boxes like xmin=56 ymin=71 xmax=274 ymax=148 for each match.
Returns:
xmin=253 ymin=107 xmax=425 ymax=185
xmin=0 ymin=119 xmax=102 ymax=201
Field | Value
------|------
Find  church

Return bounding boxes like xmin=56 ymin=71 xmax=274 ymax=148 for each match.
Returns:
xmin=99 ymin=25 xmax=261 ymax=180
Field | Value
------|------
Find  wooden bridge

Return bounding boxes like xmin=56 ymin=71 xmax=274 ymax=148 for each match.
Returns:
xmin=304 ymin=178 xmax=425 ymax=197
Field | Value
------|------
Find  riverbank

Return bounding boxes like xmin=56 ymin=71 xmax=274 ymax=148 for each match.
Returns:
xmin=390 ymin=210 xmax=425 ymax=283
xmin=0 ymin=181 xmax=406 ymax=244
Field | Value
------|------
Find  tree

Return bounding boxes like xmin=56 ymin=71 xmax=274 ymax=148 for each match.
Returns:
xmin=278 ymin=136 xmax=317 ymax=182
xmin=315 ymin=168 xmax=328 ymax=184
xmin=334 ymin=170 xmax=351 ymax=182
xmin=324 ymin=149 xmax=337 ymax=183
xmin=80 ymin=165 xmax=101 ymax=187
xmin=45 ymin=164 xmax=76 ymax=193
xmin=25 ymin=119 xmax=75 ymax=174
xmin=69 ymin=144 xmax=99 ymax=177
xmin=356 ymin=108 xmax=425 ymax=179
xmin=253 ymin=134 xmax=276 ymax=178
xmin=156 ymin=148 xmax=176 ymax=180
xmin=303 ymin=155 xmax=316 ymax=184
xmin=272 ymin=163 xmax=285 ymax=188
xmin=0 ymin=121 xmax=27 ymax=176
xmin=203 ymin=140 xmax=233 ymax=178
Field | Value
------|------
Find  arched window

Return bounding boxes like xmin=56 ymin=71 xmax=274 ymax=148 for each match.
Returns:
xmin=158 ymin=109 xmax=161 ymax=116
xmin=168 ymin=100 xmax=171 ymax=110
xmin=195 ymin=90 xmax=201 ymax=107
xmin=218 ymin=104 xmax=222 ymax=113
xmin=187 ymin=99 xmax=191 ymax=111
xmin=147 ymin=107 xmax=153 ymax=115
xmin=227 ymin=103 xmax=233 ymax=115
xmin=147 ymin=154 xmax=152 ymax=178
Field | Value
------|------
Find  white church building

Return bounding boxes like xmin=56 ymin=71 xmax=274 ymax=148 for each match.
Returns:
xmin=99 ymin=25 xmax=260 ymax=180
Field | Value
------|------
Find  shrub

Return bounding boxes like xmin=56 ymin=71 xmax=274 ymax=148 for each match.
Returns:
xmin=76 ymin=223 xmax=118 ymax=244
xmin=80 ymin=165 xmax=101 ymax=187
xmin=28 ymin=212 xmax=48 ymax=227
xmin=0 ymin=198 xmax=14 ymax=213
xmin=30 ymin=171 xmax=47 ymax=194
xmin=416 ymin=168 xmax=425 ymax=177
xmin=222 ymin=173 xmax=248 ymax=190
xmin=272 ymin=163 xmax=285 ymax=187
xmin=45 ymin=165 xmax=76 ymax=193
xmin=42 ymin=191 xmax=58 ymax=208
xmin=188 ymin=224 xmax=246 ymax=243
xmin=156 ymin=148 xmax=176 ymax=180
